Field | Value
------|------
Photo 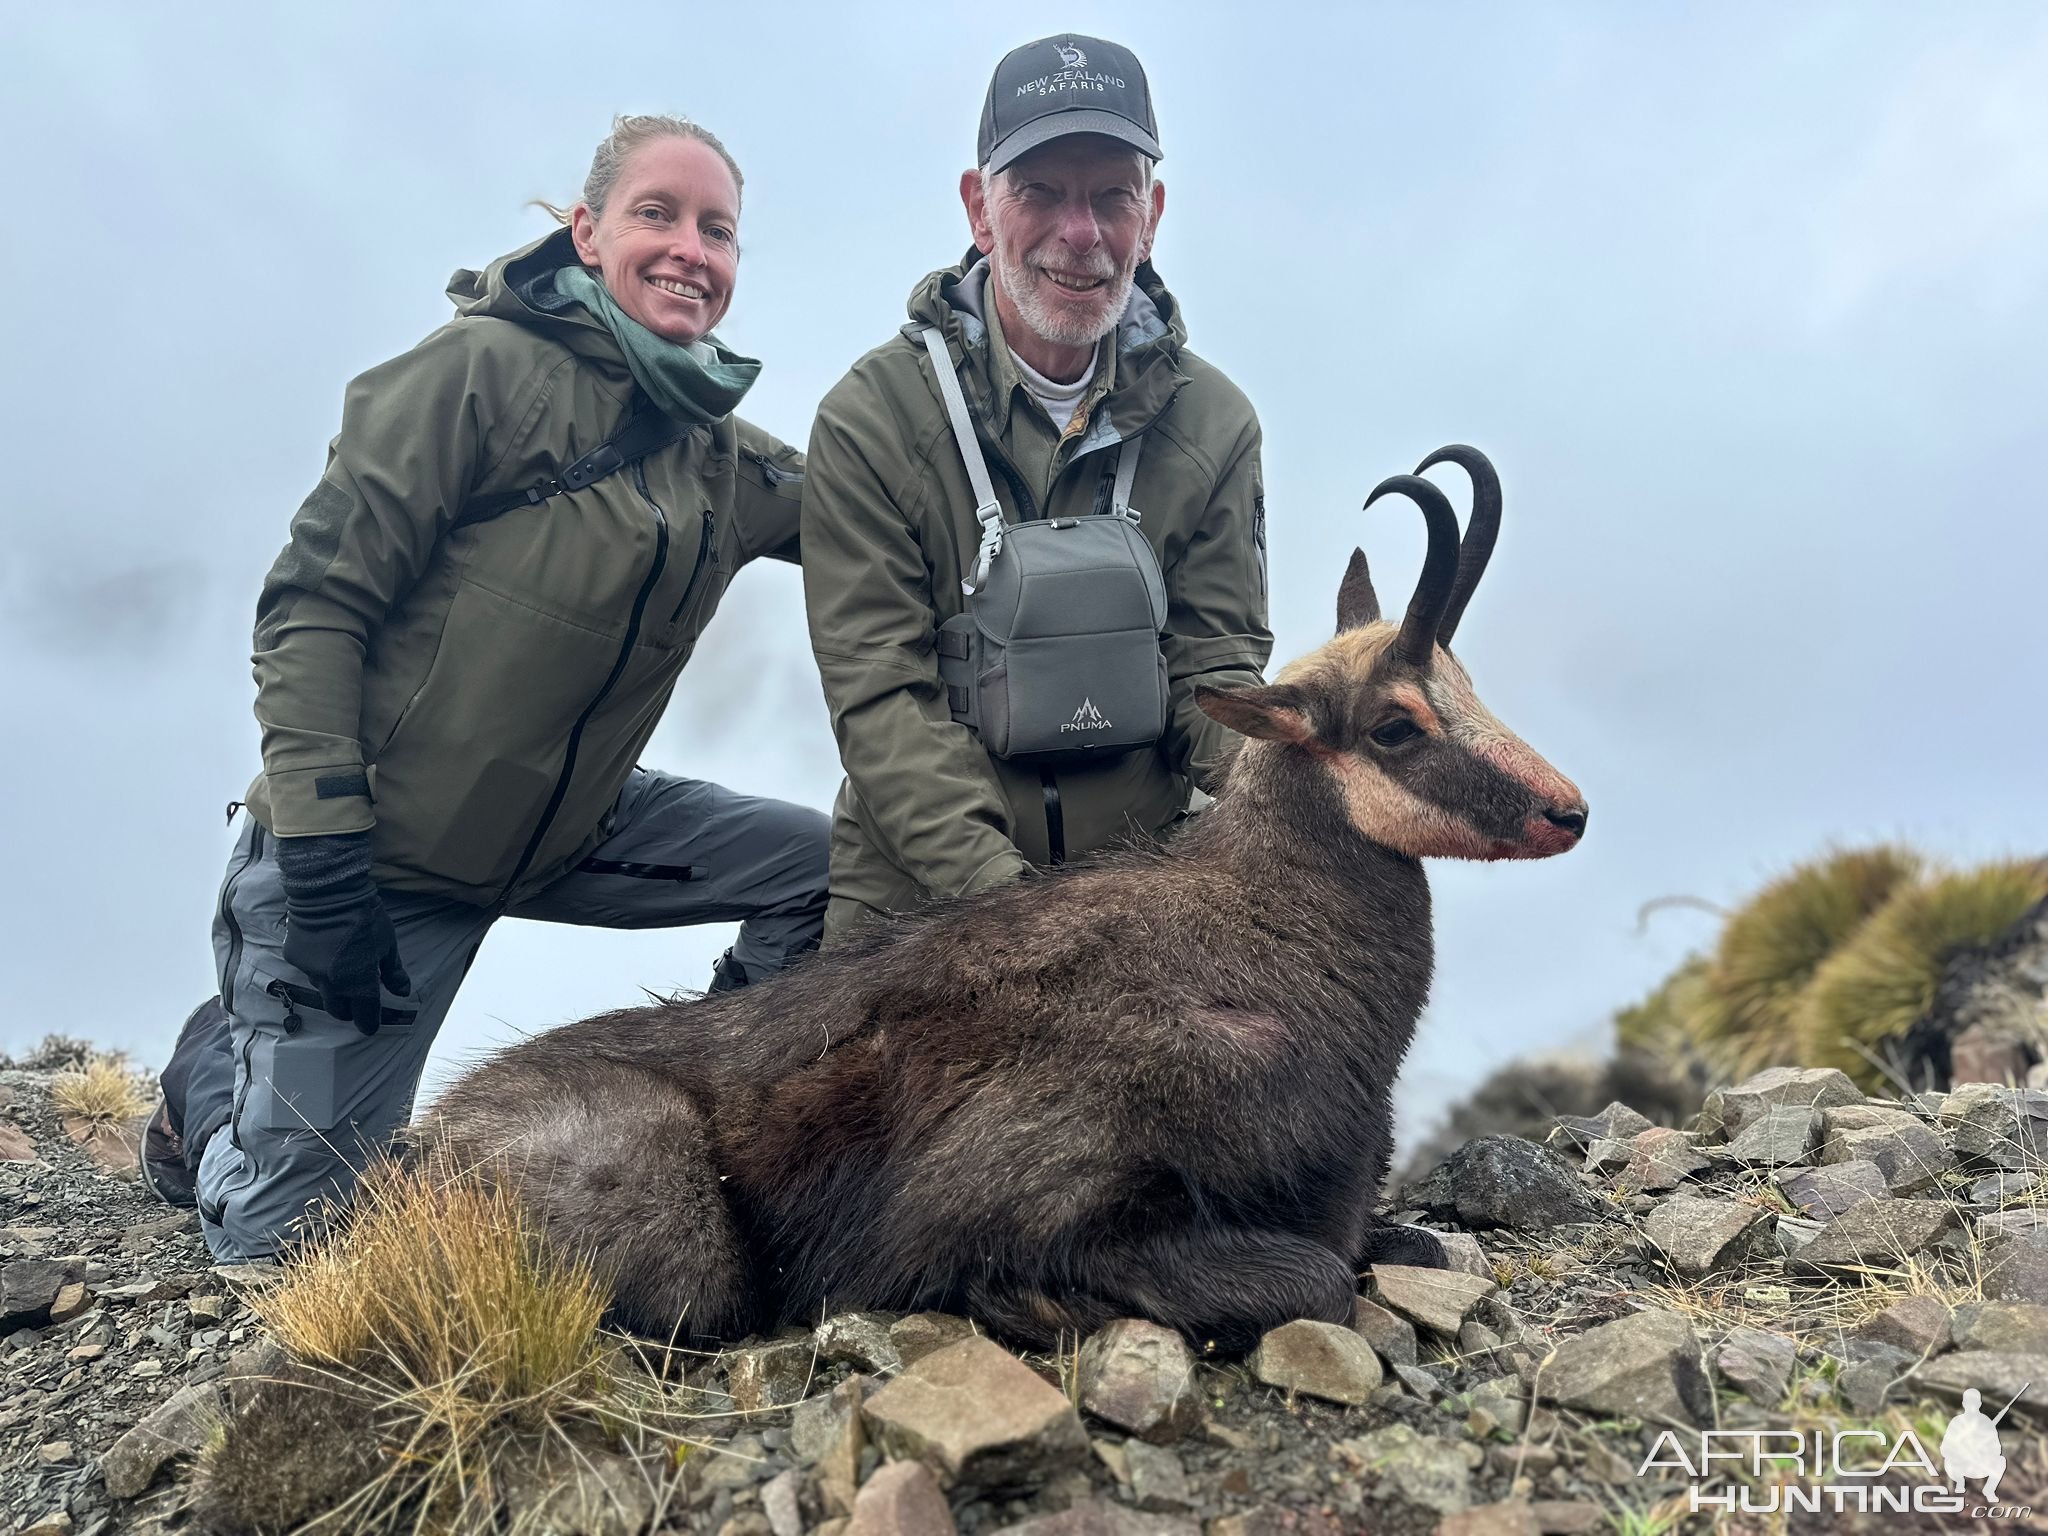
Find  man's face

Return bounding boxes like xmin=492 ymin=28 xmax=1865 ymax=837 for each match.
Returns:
xmin=966 ymin=136 xmax=1165 ymax=350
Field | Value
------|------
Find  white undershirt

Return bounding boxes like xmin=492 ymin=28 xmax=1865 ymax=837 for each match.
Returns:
xmin=1011 ymin=348 xmax=1097 ymax=432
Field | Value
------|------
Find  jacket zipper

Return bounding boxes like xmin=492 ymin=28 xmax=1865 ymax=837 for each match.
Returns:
xmin=217 ymin=822 xmax=265 ymax=1019
xmin=741 ymin=449 xmax=802 ymax=488
xmin=499 ymin=463 xmax=670 ymax=902
xmin=669 ymin=506 xmax=716 ymax=625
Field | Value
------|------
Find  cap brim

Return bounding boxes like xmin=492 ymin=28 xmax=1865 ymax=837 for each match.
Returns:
xmin=984 ymin=109 xmax=1162 ymax=174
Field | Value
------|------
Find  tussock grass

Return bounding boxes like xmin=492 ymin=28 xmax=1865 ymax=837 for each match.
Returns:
xmin=49 ymin=1053 xmax=150 ymax=1123
xmin=1794 ymin=859 xmax=2048 ymax=1087
xmin=216 ymin=1157 xmax=654 ymax=1534
xmin=1686 ymin=846 xmax=1922 ymax=1078
xmin=258 ymin=1159 xmax=609 ymax=1404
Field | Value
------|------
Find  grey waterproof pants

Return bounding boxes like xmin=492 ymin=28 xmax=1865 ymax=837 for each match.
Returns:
xmin=193 ymin=768 xmax=827 ymax=1261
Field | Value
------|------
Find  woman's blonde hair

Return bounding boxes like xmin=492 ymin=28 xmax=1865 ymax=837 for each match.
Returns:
xmin=537 ymin=114 xmax=744 ymax=225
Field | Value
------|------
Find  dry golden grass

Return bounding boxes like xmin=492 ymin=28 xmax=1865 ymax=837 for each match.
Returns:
xmin=1685 ymin=845 xmax=1923 ymax=1078
xmin=257 ymin=1158 xmax=609 ymax=1410
xmin=1794 ymin=859 xmax=2048 ymax=1087
xmin=49 ymin=1053 xmax=150 ymax=1123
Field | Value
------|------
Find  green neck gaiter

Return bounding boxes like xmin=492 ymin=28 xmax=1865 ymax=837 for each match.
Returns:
xmin=550 ymin=263 xmax=761 ymax=424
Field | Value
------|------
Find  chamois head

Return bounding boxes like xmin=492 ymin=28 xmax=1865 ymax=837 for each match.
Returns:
xmin=1198 ymin=446 xmax=1587 ymax=861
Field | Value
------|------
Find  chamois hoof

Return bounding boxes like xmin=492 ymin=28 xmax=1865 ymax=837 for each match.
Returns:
xmin=1359 ymin=1223 xmax=1450 ymax=1271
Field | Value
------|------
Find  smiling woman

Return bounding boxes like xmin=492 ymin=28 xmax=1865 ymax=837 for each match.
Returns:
xmin=138 ymin=113 xmax=831 ymax=1268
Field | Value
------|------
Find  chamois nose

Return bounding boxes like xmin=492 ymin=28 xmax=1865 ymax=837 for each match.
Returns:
xmin=1543 ymin=805 xmax=1588 ymax=838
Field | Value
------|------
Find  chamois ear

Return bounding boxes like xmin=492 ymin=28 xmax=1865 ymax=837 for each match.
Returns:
xmin=1336 ymin=548 xmax=1381 ymax=631
xmin=1195 ymin=683 xmax=1315 ymax=744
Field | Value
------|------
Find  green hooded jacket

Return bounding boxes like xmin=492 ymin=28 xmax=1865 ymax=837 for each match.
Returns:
xmin=245 ymin=227 xmax=805 ymax=907
xmin=802 ymin=253 xmax=1272 ymax=933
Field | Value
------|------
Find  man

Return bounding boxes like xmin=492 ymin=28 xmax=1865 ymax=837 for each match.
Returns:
xmin=803 ymin=34 xmax=1272 ymax=940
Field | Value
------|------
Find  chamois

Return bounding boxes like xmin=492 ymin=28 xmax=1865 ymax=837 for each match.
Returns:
xmin=420 ymin=445 xmax=1587 ymax=1354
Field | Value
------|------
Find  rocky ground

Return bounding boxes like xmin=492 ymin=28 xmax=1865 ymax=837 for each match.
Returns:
xmin=5 ymin=1052 xmax=2048 ymax=1536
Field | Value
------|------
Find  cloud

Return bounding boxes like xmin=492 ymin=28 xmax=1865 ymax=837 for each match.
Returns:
xmin=0 ymin=558 xmax=215 ymax=661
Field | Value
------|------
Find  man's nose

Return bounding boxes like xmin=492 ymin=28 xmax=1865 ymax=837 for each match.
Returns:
xmin=1056 ymin=200 xmax=1102 ymax=252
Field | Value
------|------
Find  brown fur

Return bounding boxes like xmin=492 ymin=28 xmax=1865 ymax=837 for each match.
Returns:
xmin=418 ymin=607 xmax=1584 ymax=1356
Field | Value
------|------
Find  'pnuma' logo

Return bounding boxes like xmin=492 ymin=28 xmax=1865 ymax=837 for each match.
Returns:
xmin=1061 ymin=698 xmax=1112 ymax=733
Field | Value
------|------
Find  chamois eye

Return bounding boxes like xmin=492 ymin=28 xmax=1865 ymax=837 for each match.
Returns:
xmin=1370 ymin=718 xmax=1422 ymax=749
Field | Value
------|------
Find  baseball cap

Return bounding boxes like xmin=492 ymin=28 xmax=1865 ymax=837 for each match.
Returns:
xmin=978 ymin=35 xmax=1162 ymax=175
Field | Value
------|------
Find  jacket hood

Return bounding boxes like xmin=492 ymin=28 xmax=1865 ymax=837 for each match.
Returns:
xmin=903 ymin=248 xmax=1189 ymax=442
xmin=445 ymin=227 xmax=631 ymax=376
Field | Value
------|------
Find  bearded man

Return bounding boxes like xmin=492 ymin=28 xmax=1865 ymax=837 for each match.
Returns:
xmin=802 ymin=34 xmax=1273 ymax=939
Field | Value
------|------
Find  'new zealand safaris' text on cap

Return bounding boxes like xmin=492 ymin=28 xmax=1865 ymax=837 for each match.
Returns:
xmin=978 ymin=35 xmax=1162 ymax=175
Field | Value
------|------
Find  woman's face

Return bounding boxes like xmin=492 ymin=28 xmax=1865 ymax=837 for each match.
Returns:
xmin=570 ymin=136 xmax=740 ymax=345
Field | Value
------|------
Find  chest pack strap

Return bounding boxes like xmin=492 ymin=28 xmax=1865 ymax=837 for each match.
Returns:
xmin=919 ymin=325 xmax=1142 ymax=594
xmin=454 ymin=403 xmax=691 ymax=530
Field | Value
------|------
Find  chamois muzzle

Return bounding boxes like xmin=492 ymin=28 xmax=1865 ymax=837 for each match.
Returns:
xmin=1417 ymin=444 xmax=1500 ymax=648
xmin=1362 ymin=473 xmax=1462 ymax=667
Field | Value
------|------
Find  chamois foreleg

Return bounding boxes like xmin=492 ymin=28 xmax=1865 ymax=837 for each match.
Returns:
xmin=968 ymin=1225 xmax=1358 ymax=1355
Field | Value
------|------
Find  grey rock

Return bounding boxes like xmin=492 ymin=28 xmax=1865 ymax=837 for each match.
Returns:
xmin=1393 ymin=1362 xmax=1443 ymax=1400
xmin=693 ymin=1433 xmax=777 ymax=1493
xmin=1948 ymin=1024 xmax=2030 ymax=1089
xmin=1722 ymin=1105 xmax=1819 ymax=1167
xmin=861 ymin=1335 xmax=1088 ymax=1492
xmin=1075 ymin=1319 xmax=1200 ymax=1443
xmin=1437 ymin=1501 xmax=1541 ymax=1536
xmin=1351 ymin=1295 xmax=1418 ymax=1365
xmin=1554 ymin=1101 xmax=1655 ymax=1146
xmin=1616 ymin=1128 xmax=1711 ymax=1194
xmin=1856 ymin=1295 xmax=1952 ymax=1358
xmin=1402 ymin=1136 xmax=1609 ymax=1231
xmin=1465 ymin=1376 xmax=1528 ymax=1435
xmin=1371 ymin=1263 xmax=1496 ymax=1337
xmin=1951 ymin=1301 xmax=2048 ymax=1354
xmin=726 ymin=1337 xmax=817 ymax=1412
xmin=1 ymin=1257 xmax=81 ymax=1329
xmin=1967 ymin=1170 xmax=2040 ymax=1205
xmin=1713 ymin=1327 xmax=1796 ymax=1404
xmin=1774 ymin=1161 xmax=1888 ymax=1219
xmin=1983 ymin=1231 xmax=2048 ymax=1303
xmin=1435 ymin=1231 xmax=1497 ymax=1282
xmin=1817 ymin=1112 xmax=1955 ymax=1194
xmin=1976 ymin=1208 xmax=2048 ymax=1243
xmin=1534 ymin=1309 xmax=1711 ymax=1428
xmin=990 ymin=1499 xmax=1199 ymax=1536
xmin=1123 ymin=1440 xmax=1193 ymax=1512
xmin=1791 ymin=1198 xmax=1960 ymax=1272
xmin=99 ymin=1381 xmax=222 ymax=1498
xmin=1641 ymin=1196 xmax=1773 ymax=1278
xmin=1250 ymin=1318 xmax=1384 ymax=1405
xmin=1910 ymin=1352 xmax=2048 ymax=1416
xmin=507 ymin=1450 xmax=656 ymax=1536
xmin=1772 ymin=1215 xmax=1824 ymax=1257
xmin=1335 ymin=1423 xmax=1472 ymax=1517
xmin=1717 ymin=1067 xmax=1864 ymax=1137
xmin=791 ymin=1375 xmax=868 ymax=1465
xmin=1838 ymin=1354 xmax=1905 ymax=1415
xmin=1941 ymin=1083 xmax=2048 ymax=1170
xmin=760 ymin=1469 xmax=803 ymax=1536
xmin=888 ymin=1312 xmax=977 ymax=1365
xmin=1458 ymin=1319 xmax=1504 ymax=1359
xmin=816 ymin=1311 xmax=904 ymax=1375
xmin=844 ymin=1460 xmax=955 ymax=1536
xmin=1581 ymin=1138 xmax=1632 ymax=1178
xmin=1208 ymin=1510 xmax=1346 ymax=1536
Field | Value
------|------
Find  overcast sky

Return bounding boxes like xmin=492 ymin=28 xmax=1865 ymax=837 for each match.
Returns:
xmin=3 ymin=2 xmax=2044 ymax=1154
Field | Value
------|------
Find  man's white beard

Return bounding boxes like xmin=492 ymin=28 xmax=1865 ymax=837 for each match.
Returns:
xmin=993 ymin=233 xmax=1137 ymax=350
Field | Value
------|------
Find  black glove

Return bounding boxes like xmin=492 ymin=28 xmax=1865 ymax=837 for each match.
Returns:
xmin=275 ymin=831 xmax=411 ymax=1033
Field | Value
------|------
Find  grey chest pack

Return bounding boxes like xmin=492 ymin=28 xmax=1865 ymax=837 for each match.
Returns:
xmin=922 ymin=326 xmax=1170 ymax=763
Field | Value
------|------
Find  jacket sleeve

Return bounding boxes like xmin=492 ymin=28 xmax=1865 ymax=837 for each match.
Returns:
xmin=801 ymin=386 xmax=1030 ymax=900
xmin=1159 ymin=415 xmax=1274 ymax=794
xmin=251 ymin=325 xmax=549 ymax=837
xmin=731 ymin=418 xmax=806 ymax=566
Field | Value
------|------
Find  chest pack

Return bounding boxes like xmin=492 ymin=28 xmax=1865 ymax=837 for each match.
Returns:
xmin=921 ymin=326 xmax=1170 ymax=763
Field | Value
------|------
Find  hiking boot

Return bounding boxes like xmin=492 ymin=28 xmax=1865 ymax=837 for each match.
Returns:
xmin=138 ymin=1089 xmax=197 ymax=1209
xmin=706 ymin=947 xmax=751 ymax=994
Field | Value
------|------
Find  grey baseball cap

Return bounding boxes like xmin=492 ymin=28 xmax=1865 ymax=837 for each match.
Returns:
xmin=978 ymin=34 xmax=1162 ymax=175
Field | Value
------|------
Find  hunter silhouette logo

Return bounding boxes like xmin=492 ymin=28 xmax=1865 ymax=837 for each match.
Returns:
xmin=1055 ymin=41 xmax=1087 ymax=69
xmin=1061 ymin=698 xmax=1113 ymax=733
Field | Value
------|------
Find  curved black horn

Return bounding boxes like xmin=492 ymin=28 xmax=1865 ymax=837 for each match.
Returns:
xmin=1415 ymin=444 xmax=1500 ymax=647
xmin=1363 ymin=473 xmax=1462 ymax=667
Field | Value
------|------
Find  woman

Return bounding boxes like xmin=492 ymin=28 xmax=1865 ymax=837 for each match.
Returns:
xmin=143 ymin=116 xmax=829 ymax=1264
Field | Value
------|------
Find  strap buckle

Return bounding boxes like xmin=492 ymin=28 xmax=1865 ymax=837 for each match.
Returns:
xmin=962 ymin=501 xmax=1005 ymax=594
